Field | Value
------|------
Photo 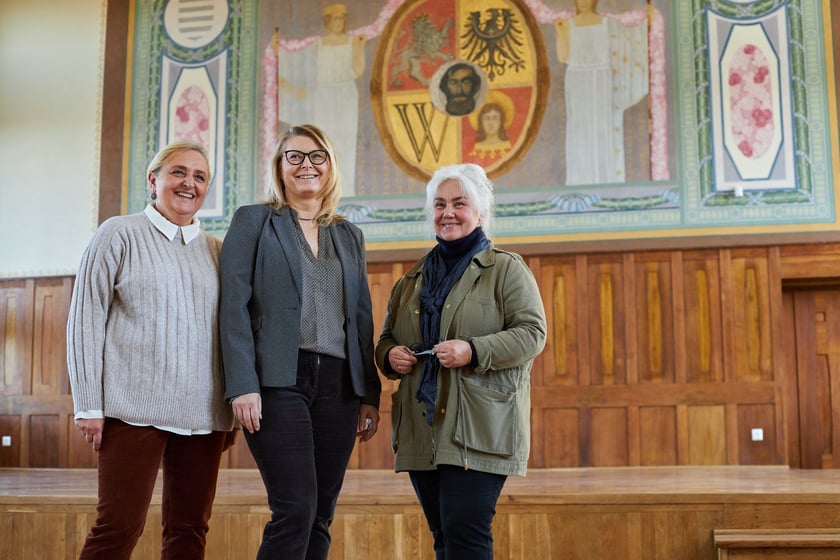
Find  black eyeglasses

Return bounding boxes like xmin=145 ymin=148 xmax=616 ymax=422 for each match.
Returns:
xmin=283 ymin=150 xmax=328 ymax=165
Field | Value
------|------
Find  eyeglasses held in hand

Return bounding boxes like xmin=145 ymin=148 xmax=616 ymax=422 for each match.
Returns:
xmin=283 ymin=150 xmax=328 ymax=165
xmin=409 ymin=343 xmax=435 ymax=357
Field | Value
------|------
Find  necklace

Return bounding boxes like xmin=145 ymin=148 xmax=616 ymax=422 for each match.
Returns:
xmin=297 ymin=216 xmax=315 ymax=221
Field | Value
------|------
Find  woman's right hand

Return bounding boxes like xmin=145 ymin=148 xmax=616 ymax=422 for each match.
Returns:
xmin=231 ymin=393 xmax=262 ymax=433
xmin=388 ymin=345 xmax=419 ymax=375
xmin=75 ymin=418 xmax=104 ymax=452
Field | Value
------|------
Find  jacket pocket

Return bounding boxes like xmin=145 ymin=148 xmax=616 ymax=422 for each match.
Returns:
xmin=454 ymin=379 xmax=516 ymax=457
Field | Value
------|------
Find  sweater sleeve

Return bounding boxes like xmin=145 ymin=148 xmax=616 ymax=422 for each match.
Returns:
xmin=66 ymin=219 xmax=125 ymax=413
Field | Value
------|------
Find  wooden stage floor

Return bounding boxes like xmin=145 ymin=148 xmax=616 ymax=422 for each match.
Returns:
xmin=3 ymin=466 xmax=840 ymax=559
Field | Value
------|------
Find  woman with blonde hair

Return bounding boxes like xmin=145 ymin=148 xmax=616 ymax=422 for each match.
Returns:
xmin=220 ymin=124 xmax=381 ymax=559
xmin=68 ymin=140 xmax=235 ymax=559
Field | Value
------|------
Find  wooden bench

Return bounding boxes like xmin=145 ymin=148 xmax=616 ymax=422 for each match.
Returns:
xmin=714 ymin=529 xmax=840 ymax=559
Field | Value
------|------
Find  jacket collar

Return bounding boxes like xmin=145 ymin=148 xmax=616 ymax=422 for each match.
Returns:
xmin=405 ymin=243 xmax=495 ymax=278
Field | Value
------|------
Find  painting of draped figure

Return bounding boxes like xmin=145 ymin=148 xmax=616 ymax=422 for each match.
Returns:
xmin=554 ymin=1 xmax=665 ymax=186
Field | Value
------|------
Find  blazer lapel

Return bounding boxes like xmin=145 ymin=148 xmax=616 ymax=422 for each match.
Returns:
xmin=331 ymin=225 xmax=358 ymax=311
xmin=269 ymin=210 xmax=303 ymax=297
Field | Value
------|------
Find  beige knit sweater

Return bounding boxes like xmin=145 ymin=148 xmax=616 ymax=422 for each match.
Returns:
xmin=66 ymin=212 xmax=234 ymax=432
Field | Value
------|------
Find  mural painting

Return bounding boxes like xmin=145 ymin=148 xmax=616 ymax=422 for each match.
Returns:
xmin=124 ymin=0 xmax=838 ymax=247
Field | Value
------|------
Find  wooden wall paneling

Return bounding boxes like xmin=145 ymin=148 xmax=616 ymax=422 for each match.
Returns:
xmin=737 ymin=403 xmax=779 ymax=465
xmin=532 ymin=254 xmax=581 ymax=468
xmin=687 ymin=404 xmax=727 ymax=464
xmin=627 ymin=404 xmax=641 ymax=466
xmin=590 ymin=407 xmax=629 ymax=466
xmin=576 ymin=255 xmax=592 ymax=387
xmin=780 ymin=290 xmax=801 ymax=467
xmin=204 ymin=510 xmax=269 ymax=560
xmin=632 ymin=253 xmax=675 ymax=385
xmin=726 ymin=402 xmax=740 ymax=465
xmin=495 ymin=511 xmax=553 ymax=560
xmin=355 ymin=261 xmax=411 ymax=470
xmin=0 ymin=415 xmax=21 ymax=467
xmin=538 ymin=509 xmax=641 ymax=559
xmin=221 ymin=434 xmax=257 ymax=468
xmin=676 ymin=404 xmax=690 ymax=465
xmin=579 ymin=406 xmax=593 ymax=466
xmin=727 ymin=249 xmax=774 ymax=382
xmin=792 ymin=287 xmax=840 ymax=468
xmin=29 ymin=414 xmax=60 ymax=467
xmin=827 ymin=289 xmax=840 ymax=469
xmin=639 ymin=406 xmax=677 ymax=466
xmin=31 ymin=278 xmax=72 ymax=396
xmin=670 ymin=252 xmax=687 ymax=385
xmin=778 ymin=244 xmax=840 ymax=280
xmin=646 ymin=508 xmax=722 ymax=560
xmin=720 ymin=249 xmax=736 ymax=384
xmin=2 ymin=394 xmax=74 ymax=468
xmin=792 ymin=290 xmax=828 ymax=468
xmin=680 ymin=251 xmax=724 ymax=384
xmin=540 ymin=407 xmax=580 ymax=467
xmin=622 ymin=253 xmax=638 ymax=386
xmin=767 ymin=247 xmax=789 ymax=466
xmin=536 ymin=255 xmax=580 ymax=387
xmin=723 ymin=503 xmax=840 ymax=529
xmin=0 ymin=279 xmax=35 ymax=396
xmin=586 ymin=255 xmax=628 ymax=386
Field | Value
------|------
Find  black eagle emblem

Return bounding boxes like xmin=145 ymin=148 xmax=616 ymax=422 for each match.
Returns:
xmin=461 ymin=8 xmax=526 ymax=81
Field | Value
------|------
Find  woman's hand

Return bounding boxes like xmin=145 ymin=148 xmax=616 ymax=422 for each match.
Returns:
xmin=356 ymin=404 xmax=381 ymax=442
xmin=387 ymin=345 xmax=419 ymax=375
xmin=231 ymin=392 xmax=262 ymax=433
xmin=433 ymin=339 xmax=472 ymax=369
xmin=75 ymin=418 xmax=104 ymax=452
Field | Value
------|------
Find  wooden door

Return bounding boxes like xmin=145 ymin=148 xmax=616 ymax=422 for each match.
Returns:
xmin=787 ymin=288 xmax=840 ymax=468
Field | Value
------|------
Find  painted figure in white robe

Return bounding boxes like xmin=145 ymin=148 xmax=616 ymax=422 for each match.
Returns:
xmin=555 ymin=0 xmax=650 ymax=186
xmin=277 ymin=4 xmax=366 ymax=196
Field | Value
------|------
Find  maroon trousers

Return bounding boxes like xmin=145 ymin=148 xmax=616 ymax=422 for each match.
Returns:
xmin=79 ymin=418 xmax=228 ymax=560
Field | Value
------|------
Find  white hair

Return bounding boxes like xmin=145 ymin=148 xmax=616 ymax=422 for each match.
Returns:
xmin=424 ymin=163 xmax=495 ymax=237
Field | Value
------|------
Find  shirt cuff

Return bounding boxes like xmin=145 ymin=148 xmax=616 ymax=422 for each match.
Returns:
xmin=75 ymin=410 xmax=104 ymax=420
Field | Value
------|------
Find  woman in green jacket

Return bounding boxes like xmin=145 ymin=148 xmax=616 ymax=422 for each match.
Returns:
xmin=375 ymin=163 xmax=547 ymax=559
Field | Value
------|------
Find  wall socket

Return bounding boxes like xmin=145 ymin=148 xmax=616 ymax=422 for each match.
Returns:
xmin=750 ymin=428 xmax=764 ymax=442
xmin=1 ymin=435 xmax=11 ymax=447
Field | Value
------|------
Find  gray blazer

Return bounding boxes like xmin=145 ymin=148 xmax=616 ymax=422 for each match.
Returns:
xmin=219 ymin=204 xmax=381 ymax=407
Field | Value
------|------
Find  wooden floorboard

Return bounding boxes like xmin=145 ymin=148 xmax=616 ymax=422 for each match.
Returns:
xmin=3 ymin=466 xmax=840 ymax=559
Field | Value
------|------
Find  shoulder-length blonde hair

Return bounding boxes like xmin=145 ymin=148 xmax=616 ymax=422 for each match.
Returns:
xmin=267 ymin=124 xmax=344 ymax=224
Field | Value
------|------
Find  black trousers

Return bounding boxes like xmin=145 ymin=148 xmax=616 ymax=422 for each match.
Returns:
xmin=410 ymin=464 xmax=507 ymax=559
xmin=245 ymin=350 xmax=360 ymax=560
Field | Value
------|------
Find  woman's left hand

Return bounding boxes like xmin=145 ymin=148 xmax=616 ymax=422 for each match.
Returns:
xmin=433 ymin=339 xmax=472 ymax=369
xmin=356 ymin=404 xmax=380 ymax=442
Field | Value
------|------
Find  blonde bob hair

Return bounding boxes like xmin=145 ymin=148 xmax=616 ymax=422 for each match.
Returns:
xmin=267 ymin=124 xmax=344 ymax=224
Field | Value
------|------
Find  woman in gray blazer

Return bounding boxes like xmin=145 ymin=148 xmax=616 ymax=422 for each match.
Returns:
xmin=220 ymin=124 xmax=381 ymax=560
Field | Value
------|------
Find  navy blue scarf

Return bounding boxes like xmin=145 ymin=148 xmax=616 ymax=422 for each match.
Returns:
xmin=416 ymin=227 xmax=490 ymax=425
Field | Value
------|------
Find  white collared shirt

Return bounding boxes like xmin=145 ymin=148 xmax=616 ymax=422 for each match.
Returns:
xmin=144 ymin=203 xmax=202 ymax=244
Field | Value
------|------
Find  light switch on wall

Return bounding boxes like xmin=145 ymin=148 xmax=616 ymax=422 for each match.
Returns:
xmin=750 ymin=428 xmax=764 ymax=442
xmin=1 ymin=436 xmax=11 ymax=447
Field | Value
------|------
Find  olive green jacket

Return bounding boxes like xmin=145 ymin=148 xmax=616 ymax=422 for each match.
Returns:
xmin=375 ymin=245 xmax=546 ymax=476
